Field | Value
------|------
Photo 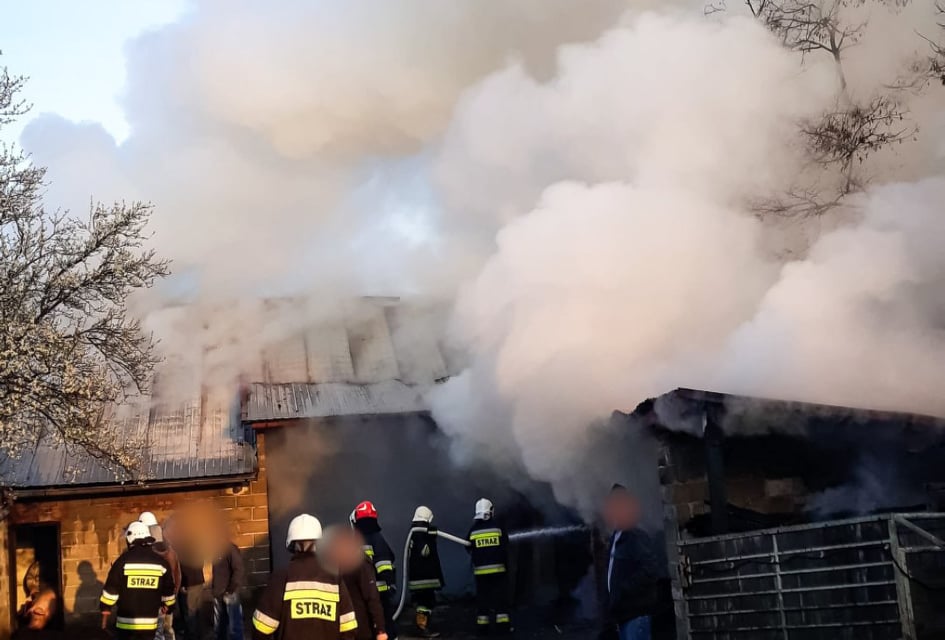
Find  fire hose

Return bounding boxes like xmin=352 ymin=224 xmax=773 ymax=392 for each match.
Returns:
xmin=393 ymin=526 xmax=471 ymax=620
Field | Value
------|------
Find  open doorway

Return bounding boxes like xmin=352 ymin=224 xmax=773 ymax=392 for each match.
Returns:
xmin=12 ymin=523 xmax=63 ymax=631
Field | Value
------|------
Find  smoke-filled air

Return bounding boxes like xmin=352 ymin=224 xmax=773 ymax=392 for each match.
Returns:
xmin=18 ymin=0 xmax=945 ymax=512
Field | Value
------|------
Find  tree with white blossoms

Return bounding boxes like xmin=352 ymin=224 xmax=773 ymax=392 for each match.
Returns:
xmin=0 ymin=61 xmax=169 ymax=473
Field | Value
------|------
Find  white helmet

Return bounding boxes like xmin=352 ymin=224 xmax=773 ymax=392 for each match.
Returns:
xmin=286 ymin=514 xmax=323 ymax=549
xmin=138 ymin=511 xmax=159 ymax=527
xmin=348 ymin=509 xmax=356 ymax=527
xmin=413 ymin=506 xmax=434 ymax=524
xmin=475 ymin=498 xmax=494 ymax=520
xmin=125 ymin=521 xmax=152 ymax=546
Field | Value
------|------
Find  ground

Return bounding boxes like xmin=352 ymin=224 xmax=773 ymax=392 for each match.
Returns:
xmin=395 ymin=602 xmax=599 ymax=640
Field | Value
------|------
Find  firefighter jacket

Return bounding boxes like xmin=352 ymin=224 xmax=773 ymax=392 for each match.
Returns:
xmin=252 ymin=552 xmax=358 ymax=640
xmin=406 ymin=521 xmax=444 ymax=591
xmin=99 ymin=543 xmax=177 ymax=633
xmin=467 ymin=519 xmax=510 ymax=577
xmin=353 ymin=518 xmax=397 ymax=595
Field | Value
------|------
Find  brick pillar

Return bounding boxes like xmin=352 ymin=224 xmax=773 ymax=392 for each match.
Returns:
xmin=0 ymin=519 xmax=11 ymax=639
xmin=230 ymin=432 xmax=271 ymax=602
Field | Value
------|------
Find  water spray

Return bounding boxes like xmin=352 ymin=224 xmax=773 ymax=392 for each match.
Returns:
xmin=392 ymin=520 xmax=588 ymax=619
xmin=508 ymin=524 xmax=588 ymax=541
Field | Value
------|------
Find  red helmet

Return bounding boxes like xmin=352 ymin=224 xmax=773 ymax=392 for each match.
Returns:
xmin=353 ymin=501 xmax=378 ymax=521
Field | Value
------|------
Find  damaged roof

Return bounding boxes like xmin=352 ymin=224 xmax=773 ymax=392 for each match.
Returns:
xmin=245 ymin=381 xmax=427 ymax=422
xmin=1 ymin=298 xmax=456 ymax=491
xmin=0 ymin=394 xmax=255 ymax=492
xmin=633 ymin=387 xmax=945 ymax=449
xmin=246 ymin=298 xmax=457 ymax=422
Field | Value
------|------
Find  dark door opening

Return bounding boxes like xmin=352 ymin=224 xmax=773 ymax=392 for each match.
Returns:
xmin=12 ymin=523 xmax=64 ymax=631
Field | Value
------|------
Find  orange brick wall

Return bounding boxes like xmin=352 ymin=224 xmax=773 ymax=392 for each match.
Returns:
xmin=3 ymin=434 xmax=270 ymax=635
xmin=664 ymin=475 xmax=808 ymax=525
xmin=0 ymin=521 xmax=10 ymax=639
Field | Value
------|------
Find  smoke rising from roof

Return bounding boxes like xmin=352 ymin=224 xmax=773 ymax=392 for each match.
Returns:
xmin=14 ymin=1 xmax=945 ymax=514
xmin=427 ymin=6 xmax=945 ymax=513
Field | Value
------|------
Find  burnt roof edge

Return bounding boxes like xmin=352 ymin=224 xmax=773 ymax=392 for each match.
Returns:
xmin=5 ymin=471 xmax=257 ymax=501
xmin=636 ymin=387 xmax=945 ymax=429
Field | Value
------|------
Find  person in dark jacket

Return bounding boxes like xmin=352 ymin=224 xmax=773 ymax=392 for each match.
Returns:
xmin=164 ymin=514 xmax=206 ymax=640
xmin=467 ymin=499 xmax=512 ymax=635
xmin=406 ymin=506 xmax=444 ymax=638
xmin=170 ymin=530 xmax=206 ymax=640
xmin=210 ymin=523 xmax=245 ymax=640
xmin=324 ymin=525 xmax=388 ymax=640
xmin=602 ymin=485 xmax=660 ymax=640
xmin=351 ymin=501 xmax=398 ymax=639
xmin=100 ymin=522 xmax=177 ymax=639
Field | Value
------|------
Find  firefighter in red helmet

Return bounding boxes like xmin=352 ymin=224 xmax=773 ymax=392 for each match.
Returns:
xmin=350 ymin=501 xmax=398 ymax=639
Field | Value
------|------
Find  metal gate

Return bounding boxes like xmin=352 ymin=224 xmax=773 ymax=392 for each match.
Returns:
xmin=670 ymin=513 xmax=945 ymax=640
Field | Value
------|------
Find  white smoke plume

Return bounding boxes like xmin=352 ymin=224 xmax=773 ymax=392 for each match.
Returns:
xmin=428 ymin=6 xmax=945 ymax=513
xmin=10 ymin=1 xmax=945 ymax=515
xmin=19 ymin=0 xmax=638 ymax=297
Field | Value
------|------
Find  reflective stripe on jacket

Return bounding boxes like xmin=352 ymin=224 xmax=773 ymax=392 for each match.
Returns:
xmin=467 ymin=520 xmax=509 ymax=576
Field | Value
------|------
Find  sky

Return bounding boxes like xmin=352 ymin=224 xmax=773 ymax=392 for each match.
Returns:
xmin=0 ymin=0 xmax=189 ymax=144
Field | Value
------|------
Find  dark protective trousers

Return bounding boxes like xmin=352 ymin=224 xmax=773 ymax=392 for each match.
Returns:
xmin=475 ymin=574 xmax=512 ymax=634
xmin=116 ymin=631 xmax=158 ymax=640
xmin=380 ymin=591 xmax=399 ymax=639
xmin=411 ymin=588 xmax=437 ymax=615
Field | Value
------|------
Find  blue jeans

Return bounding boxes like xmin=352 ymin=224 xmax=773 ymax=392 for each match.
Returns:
xmin=212 ymin=593 xmax=243 ymax=640
xmin=618 ymin=615 xmax=651 ymax=640
xmin=155 ymin=609 xmax=175 ymax=640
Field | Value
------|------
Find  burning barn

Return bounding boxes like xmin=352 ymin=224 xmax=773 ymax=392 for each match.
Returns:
xmin=629 ymin=388 xmax=945 ymax=640
xmin=0 ymin=298 xmax=594 ymax=637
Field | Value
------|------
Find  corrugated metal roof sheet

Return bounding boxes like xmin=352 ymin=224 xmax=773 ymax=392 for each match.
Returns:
xmin=0 ymin=392 xmax=256 ymax=490
xmin=305 ymin=319 xmax=355 ymax=382
xmin=0 ymin=298 xmax=455 ymax=489
xmin=245 ymin=381 xmax=427 ymax=422
xmin=346 ymin=303 xmax=401 ymax=383
xmin=385 ymin=305 xmax=449 ymax=384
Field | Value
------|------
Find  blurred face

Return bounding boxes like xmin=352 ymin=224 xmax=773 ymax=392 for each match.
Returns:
xmin=321 ymin=527 xmax=366 ymax=573
xmin=27 ymin=591 xmax=56 ymax=629
xmin=603 ymin=491 xmax=641 ymax=531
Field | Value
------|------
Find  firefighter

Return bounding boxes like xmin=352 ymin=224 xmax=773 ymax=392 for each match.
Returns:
xmin=350 ymin=501 xmax=398 ymax=639
xmin=467 ymin=499 xmax=512 ymax=635
xmin=406 ymin=507 xmax=444 ymax=639
xmin=252 ymin=513 xmax=358 ymax=640
xmin=100 ymin=521 xmax=177 ymax=639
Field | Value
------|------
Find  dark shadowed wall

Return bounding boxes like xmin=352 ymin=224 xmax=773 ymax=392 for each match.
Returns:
xmin=264 ymin=415 xmax=583 ymax=598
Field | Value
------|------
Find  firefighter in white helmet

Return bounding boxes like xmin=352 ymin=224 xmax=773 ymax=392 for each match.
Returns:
xmin=406 ymin=507 xmax=444 ymax=638
xmin=467 ymin=499 xmax=512 ymax=635
xmin=100 ymin=521 xmax=177 ymax=639
xmin=252 ymin=514 xmax=358 ymax=640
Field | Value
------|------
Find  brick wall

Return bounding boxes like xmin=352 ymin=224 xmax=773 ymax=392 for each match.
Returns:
xmin=0 ymin=520 xmax=10 ymax=639
xmin=657 ymin=438 xmax=808 ymax=526
xmin=663 ymin=475 xmax=807 ymax=524
xmin=3 ymin=434 xmax=270 ymax=634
